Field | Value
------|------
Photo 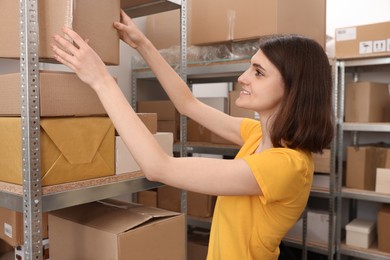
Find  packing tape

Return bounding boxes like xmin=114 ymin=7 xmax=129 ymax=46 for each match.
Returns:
xmin=227 ymin=9 xmax=236 ymax=41
xmin=64 ymin=0 xmax=75 ymax=42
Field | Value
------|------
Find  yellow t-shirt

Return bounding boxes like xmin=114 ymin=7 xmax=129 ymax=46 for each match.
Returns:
xmin=207 ymin=118 xmax=314 ymax=260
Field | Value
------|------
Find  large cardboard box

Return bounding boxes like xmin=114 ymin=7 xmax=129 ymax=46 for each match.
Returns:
xmin=345 ymin=82 xmax=390 ymax=123
xmin=0 ymin=71 xmax=106 ymax=117
xmin=346 ymin=146 xmax=390 ymax=190
xmin=375 ymin=168 xmax=390 ymax=194
xmin=378 ymin=204 xmax=390 ymax=253
xmin=191 ymin=0 xmax=326 ymax=47
xmin=312 ymin=149 xmax=331 ymax=174
xmin=116 ymin=132 xmax=173 ymax=174
xmin=49 ymin=200 xmax=186 ymax=260
xmin=0 ymin=0 xmax=120 ymax=64
xmin=0 ymin=207 xmax=48 ymax=247
xmin=188 ymin=119 xmax=212 ymax=143
xmin=0 ymin=117 xmax=114 ymax=186
xmin=335 ymin=21 xmax=390 ymax=59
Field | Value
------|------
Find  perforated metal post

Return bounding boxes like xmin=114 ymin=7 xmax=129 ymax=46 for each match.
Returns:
xmin=19 ymin=0 xmax=43 ymax=259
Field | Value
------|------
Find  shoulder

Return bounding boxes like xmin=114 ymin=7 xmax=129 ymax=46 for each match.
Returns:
xmin=240 ymin=118 xmax=262 ymax=141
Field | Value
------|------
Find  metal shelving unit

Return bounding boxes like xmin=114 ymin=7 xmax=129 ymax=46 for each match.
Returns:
xmin=0 ymin=1 xmax=183 ymax=259
xmin=335 ymin=57 xmax=390 ymax=260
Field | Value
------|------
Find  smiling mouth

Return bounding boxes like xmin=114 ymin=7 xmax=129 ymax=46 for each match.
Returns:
xmin=240 ymin=89 xmax=250 ymax=95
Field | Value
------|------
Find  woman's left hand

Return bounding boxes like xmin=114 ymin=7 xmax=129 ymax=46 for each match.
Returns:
xmin=51 ymin=27 xmax=111 ymax=91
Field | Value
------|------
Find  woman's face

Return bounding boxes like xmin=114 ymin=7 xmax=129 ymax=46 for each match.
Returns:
xmin=236 ymin=50 xmax=285 ymax=118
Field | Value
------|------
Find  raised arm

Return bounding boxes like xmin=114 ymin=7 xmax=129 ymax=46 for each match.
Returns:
xmin=114 ymin=10 xmax=243 ymax=145
xmin=51 ymin=26 xmax=261 ymax=196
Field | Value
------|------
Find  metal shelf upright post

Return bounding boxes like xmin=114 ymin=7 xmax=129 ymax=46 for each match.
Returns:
xmin=19 ymin=0 xmax=43 ymax=259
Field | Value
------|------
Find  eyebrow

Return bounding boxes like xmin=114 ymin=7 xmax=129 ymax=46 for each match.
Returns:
xmin=252 ymin=62 xmax=266 ymax=73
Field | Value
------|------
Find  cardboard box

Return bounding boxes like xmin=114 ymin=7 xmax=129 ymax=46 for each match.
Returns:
xmin=0 ymin=71 xmax=106 ymax=117
xmin=312 ymin=149 xmax=331 ymax=174
xmin=345 ymin=219 xmax=376 ymax=249
xmin=188 ymin=119 xmax=211 ymax=143
xmin=191 ymin=0 xmax=326 ymax=47
xmin=312 ymin=174 xmax=330 ymax=190
xmin=137 ymin=113 xmax=158 ymax=134
xmin=136 ymin=189 xmax=158 ymax=207
xmin=49 ymin=200 xmax=186 ymax=260
xmin=335 ymin=21 xmax=390 ymax=59
xmin=377 ymin=204 xmax=390 ymax=253
xmin=158 ymin=120 xmax=180 ymax=141
xmin=188 ymin=229 xmax=209 ymax=260
xmin=0 ymin=0 xmax=120 ymax=65
xmin=345 ymin=82 xmax=390 ymax=123
xmin=375 ymin=168 xmax=390 ymax=194
xmin=15 ymin=238 xmax=50 ymax=260
xmin=137 ymin=100 xmax=179 ymax=121
xmin=115 ymin=132 xmax=173 ymax=174
xmin=158 ymin=186 xmax=216 ymax=217
xmin=346 ymin=146 xmax=390 ymax=190
xmin=0 ymin=207 xmax=48 ymax=247
xmin=0 ymin=117 xmax=114 ymax=186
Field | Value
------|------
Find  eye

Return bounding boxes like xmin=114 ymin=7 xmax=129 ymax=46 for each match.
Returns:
xmin=255 ymin=69 xmax=264 ymax=77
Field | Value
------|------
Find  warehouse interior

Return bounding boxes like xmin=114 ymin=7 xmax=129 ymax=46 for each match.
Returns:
xmin=1 ymin=0 xmax=390 ymax=259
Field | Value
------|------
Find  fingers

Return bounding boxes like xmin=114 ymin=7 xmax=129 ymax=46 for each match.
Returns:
xmin=51 ymin=42 xmax=76 ymax=71
xmin=62 ymin=26 xmax=88 ymax=51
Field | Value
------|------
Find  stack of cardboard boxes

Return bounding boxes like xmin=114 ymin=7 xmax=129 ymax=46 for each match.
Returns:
xmin=0 ymin=1 xmax=185 ymax=259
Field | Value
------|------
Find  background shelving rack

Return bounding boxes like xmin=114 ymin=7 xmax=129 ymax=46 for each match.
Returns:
xmin=335 ymin=56 xmax=390 ymax=260
xmin=0 ymin=1 xmax=183 ymax=259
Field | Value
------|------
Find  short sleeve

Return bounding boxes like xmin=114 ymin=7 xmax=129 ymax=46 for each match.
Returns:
xmin=240 ymin=118 xmax=261 ymax=143
xmin=242 ymin=149 xmax=313 ymax=204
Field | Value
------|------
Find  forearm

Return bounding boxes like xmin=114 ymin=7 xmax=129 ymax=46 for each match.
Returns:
xmin=136 ymin=38 xmax=195 ymax=115
xmin=94 ymin=76 xmax=170 ymax=179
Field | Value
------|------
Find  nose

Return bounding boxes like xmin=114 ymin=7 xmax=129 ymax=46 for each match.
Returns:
xmin=238 ymin=69 xmax=249 ymax=85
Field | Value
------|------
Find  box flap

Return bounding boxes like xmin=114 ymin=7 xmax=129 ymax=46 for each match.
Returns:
xmin=50 ymin=200 xmax=181 ymax=235
xmin=40 ymin=117 xmax=112 ymax=164
xmin=345 ymin=219 xmax=375 ymax=233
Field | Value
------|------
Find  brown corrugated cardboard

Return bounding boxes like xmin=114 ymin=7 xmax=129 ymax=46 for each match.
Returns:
xmin=188 ymin=119 xmax=212 ymax=143
xmin=378 ymin=204 xmax=390 ymax=253
xmin=116 ymin=132 xmax=173 ymax=174
xmin=346 ymin=146 xmax=390 ymax=190
xmin=0 ymin=71 xmax=106 ymax=117
xmin=158 ymin=120 xmax=180 ymax=141
xmin=0 ymin=207 xmax=48 ymax=247
xmin=0 ymin=117 xmax=114 ymax=186
xmin=345 ymin=82 xmax=390 ymax=123
xmin=191 ymin=0 xmax=326 ymax=47
xmin=137 ymin=100 xmax=179 ymax=121
xmin=158 ymin=186 xmax=216 ymax=217
xmin=375 ymin=168 xmax=390 ymax=194
xmin=49 ymin=200 xmax=185 ymax=260
xmin=137 ymin=189 xmax=158 ymax=207
xmin=0 ymin=0 xmax=120 ymax=64
xmin=335 ymin=21 xmax=390 ymax=59
xmin=137 ymin=113 xmax=158 ymax=134
xmin=312 ymin=149 xmax=331 ymax=174
xmin=188 ymin=229 xmax=209 ymax=260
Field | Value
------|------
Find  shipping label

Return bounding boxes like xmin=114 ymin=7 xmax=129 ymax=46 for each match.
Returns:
xmin=336 ymin=27 xmax=356 ymax=41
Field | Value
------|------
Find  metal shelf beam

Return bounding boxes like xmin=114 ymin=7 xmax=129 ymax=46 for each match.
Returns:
xmin=122 ymin=0 xmax=181 ymax=18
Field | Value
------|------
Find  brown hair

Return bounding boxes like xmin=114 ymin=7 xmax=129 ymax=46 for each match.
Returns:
xmin=259 ymin=34 xmax=333 ymax=153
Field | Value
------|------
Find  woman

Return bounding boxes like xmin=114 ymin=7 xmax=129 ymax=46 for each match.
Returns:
xmin=51 ymin=10 xmax=333 ymax=260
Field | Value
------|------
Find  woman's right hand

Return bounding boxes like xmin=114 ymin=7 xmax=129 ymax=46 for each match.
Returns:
xmin=114 ymin=10 xmax=147 ymax=49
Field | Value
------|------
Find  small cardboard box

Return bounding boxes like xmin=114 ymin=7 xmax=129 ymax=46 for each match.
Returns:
xmin=378 ymin=204 xmax=390 ymax=253
xmin=345 ymin=219 xmax=376 ymax=249
xmin=137 ymin=100 xmax=179 ymax=121
xmin=345 ymin=82 xmax=390 ymax=123
xmin=191 ymin=0 xmax=326 ymax=47
xmin=375 ymin=168 xmax=390 ymax=194
xmin=136 ymin=113 xmax=158 ymax=134
xmin=158 ymin=186 xmax=216 ymax=218
xmin=49 ymin=200 xmax=186 ymax=260
xmin=0 ymin=207 xmax=48 ymax=247
xmin=115 ymin=132 xmax=173 ymax=175
xmin=312 ymin=149 xmax=331 ymax=174
xmin=335 ymin=21 xmax=390 ymax=59
xmin=136 ymin=189 xmax=158 ymax=207
xmin=0 ymin=0 xmax=120 ymax=65
xmin=188 ymin=118 xmax=212 ymax=143
xmin=0 ymin=117 xmax=114 ymax=186
xmin=0 ymin=71 xmax=106 ymax=117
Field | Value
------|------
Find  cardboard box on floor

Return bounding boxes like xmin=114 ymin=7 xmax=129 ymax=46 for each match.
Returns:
xmin=0 ymin=117 xmax=115 ymax=186
xmin=345 ymin=82 xmax=390 ymax=123
xmin=0 ymin=0 xmax=120 ymax=64
xmin=49 ymin=200 xmax=186 ymax=260
xmin=0 ymin=71 xmax=106 ymax=117
xmin=0 ymin=207 xmax=48 ymax=247
xmin=335 ymin=21 xmax=390 ymax=59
